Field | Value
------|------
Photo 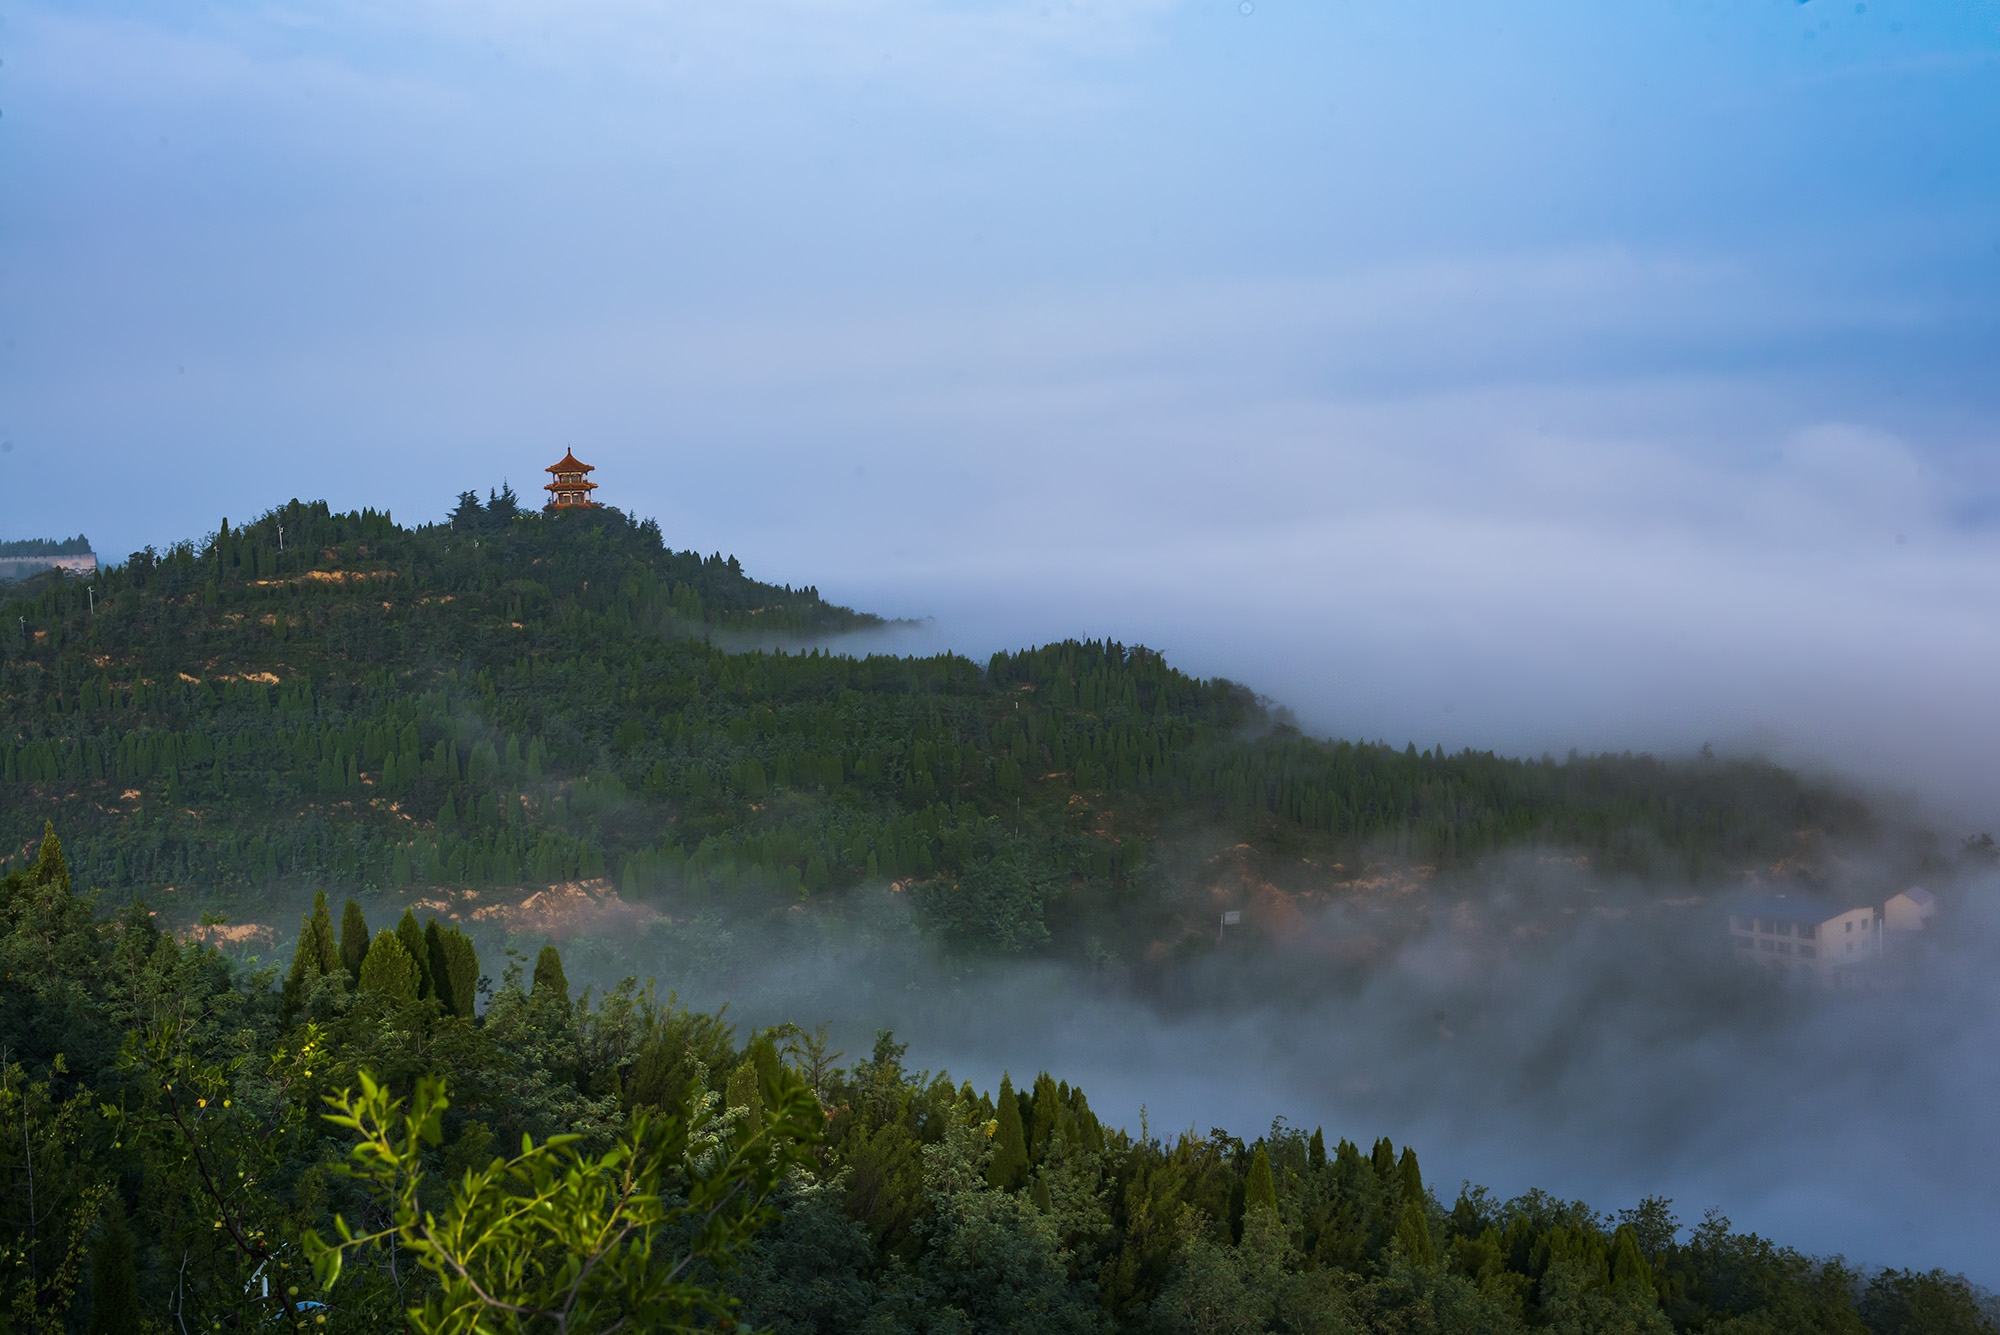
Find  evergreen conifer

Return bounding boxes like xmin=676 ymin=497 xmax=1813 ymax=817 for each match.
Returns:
xmin=87 ymin=1196 xmax=141 ymax=1335
xmin=1245 ymin=1146 xmax=1277 ymax=1214
xmin=396 ymin=909 xmax=433 ymax=999
xmin=1609 ymin=1224 xmax=1654 ymax=1295
xmin=339 ymin=899 xmax=369 ymax=984
xmin=281 ymin=889 xmax=341 ymax=1020
xmin=1393 ymin=1200 xmax=1436 ymax=1268
xmin=531 ymin=944 xmax=570 ymax=1008
xmin=32 ymin=820 xmax=69 ymax=891
xmin=1308 ymin=1127 xmax=1327 ymax=1172
xmin=988 ymin=1074 xmax=1028 ymax=1192
xmin=1371 ymin=1137 xmax=1397 ymax=1185
xmin=425 ymin=920 xmax=480 ymax=1018
xmin=1398 ymin=1146 xmax=1424 ymax=1204
xmin=357 ymin=929 xmax=420 ymax=1002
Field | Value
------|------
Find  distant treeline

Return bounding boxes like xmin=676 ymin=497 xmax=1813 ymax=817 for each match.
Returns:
xmin=0 ymin=534 xmax=93 ymax=557
xmin=0 ymin=492 xmax=1877 ymax=957
xmin=3 ymin=832 xmax=1990 ymax=1334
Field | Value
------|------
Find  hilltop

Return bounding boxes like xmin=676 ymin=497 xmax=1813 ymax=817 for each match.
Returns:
xmin=0 ymin=493 xmax=1901 ymax=964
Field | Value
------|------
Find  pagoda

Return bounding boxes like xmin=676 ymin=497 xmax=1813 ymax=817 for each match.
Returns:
xmin=543 ymin=449 xmax=600 ymax=510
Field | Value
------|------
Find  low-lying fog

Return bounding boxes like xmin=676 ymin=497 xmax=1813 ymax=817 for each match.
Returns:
xmin=535 ymin=855 xmax=2000 ymax=1287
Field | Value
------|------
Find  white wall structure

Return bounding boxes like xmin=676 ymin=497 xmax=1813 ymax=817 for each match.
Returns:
xmin=1728 ymin=895 xmax=1888 ymax=986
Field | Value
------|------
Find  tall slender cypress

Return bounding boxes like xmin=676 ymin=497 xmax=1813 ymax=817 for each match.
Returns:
xmin=281 ymin=889 xmax=340 ymax=1020
xmin=339 ymin=899 xmax=369 ymax=984
xmin=988 ymin=1075 xmax=1028 ymax=1192
xmin=532 ymin=944 xmax=570 ymax=1010
xmin=1244 ymin=1146 xmax=1277 ymax=1215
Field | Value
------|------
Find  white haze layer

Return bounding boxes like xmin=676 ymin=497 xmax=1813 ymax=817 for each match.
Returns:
xmin=553 ymin=862 xmax=2000 ymax=1288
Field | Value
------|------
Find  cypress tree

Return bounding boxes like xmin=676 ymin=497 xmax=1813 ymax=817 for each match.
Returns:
xmin=531 ymin=944 xmax=570 ymax=1007
xmin=1394 ymin=1199 xmax=1437 ymax=1267
xmin=1027 ymin=1071 xmax=1062 ymax=1166
xmin=31 ymin=820 xmax=69 ymax=891
xmin=397 ymin=909 xmax=433 ymax=999
xmin=1244 ymin=1145 xmax=1277 ymax=1214
xmin=88 ymin=1197 xmax=141 ymax=1335
xmin=1371 ymin=1137 xmax=1397 ymax=1185
xmin=1308 ymin=1127 xmax=1327 ymax=1173
xmin=988 ymin=1074 xmax=1028 ymax=1192
xmin=425 ymin=919 xmax=451 ymax=1013
xmin=281 ymin=889 xmax=341 ymax=1020
xmin=1030 ymin=1174 xmax=1053 ymax=1213
xmin=339 ymin=899 xmax=369 ymax=984
xmin=426 ymin=921 xmax=479 ymax=1018
xmin=357 ymin=929 xmax=420 ymax=1002
xmin=1398 ymin=1146 xmax=1425 ymax=1204
xmin=1609 ymin=1224 xmax=1655 ymax=1295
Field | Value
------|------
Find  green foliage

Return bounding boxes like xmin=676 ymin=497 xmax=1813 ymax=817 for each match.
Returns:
xmin=1858 ymin=1268 xmax=1999 ymax=1335
xmin=305 ymin=1065 xmax=824 ymax=1334
xmin=281 ymin=888 xmax=341 ymax=1020
xmin=85 ymin=1196 xmax=141 ymax=1335
xmin=988 ymin=1074 xmax=1028 ymax=1192
xmin=0 ymin=825 xmax=1981 ymax=1335
xmin=0 ymin=495 xmax=1884 ymax=972
xmin=1243 ymin=1146 xmax=1275 ymax=1215
xmin=426 ymin=918 xmax=481 ymax=1018
xmin=338 ymin=897 xmax=369 ymax=983
xmin=358 ymin=927 xmax=420 ymax=1001
xmin=533 ymin=943 xmax=571 ymax=1008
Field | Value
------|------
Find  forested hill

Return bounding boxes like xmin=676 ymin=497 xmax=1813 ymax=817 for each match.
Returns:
xmin=0 ymin=493 xmax=1878 ymax=955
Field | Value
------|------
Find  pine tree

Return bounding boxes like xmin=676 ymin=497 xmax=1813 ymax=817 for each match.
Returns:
xmin=1244 ymin=1146 xmax=1277 ymax=1215
xmin=1393 ymin=1199 xmax=1436 ymax=1267
xmin=357 ymin=929 xmax=420 ymax=1001
xmin=397 ymin=909 xmax=433 ymax=1000
xmin=988 ymin=1074 xmax=1028 ymax=1192
xmin=339 ymin=899 xmax=369 ymax=984
xmin=88 ymin=1196 xmax=142 ymax=1335
xmin=532 ymin=944 xmax=570 ymax=1009
xmin=1308 ymin=1127 xmax=1327 ymax=1173
xmin=281 ymin=889 xmax=341 ymax=1020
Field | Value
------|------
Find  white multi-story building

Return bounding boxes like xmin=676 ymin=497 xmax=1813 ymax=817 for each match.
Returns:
xmin=1727 ymin=894 xmax=1893 ymax=985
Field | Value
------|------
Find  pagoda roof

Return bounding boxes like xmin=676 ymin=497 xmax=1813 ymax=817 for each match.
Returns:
xmin=544 ymin=476 xmax=598 ymax=492
xmin=546 ymin=450 xmax=594 ymax=474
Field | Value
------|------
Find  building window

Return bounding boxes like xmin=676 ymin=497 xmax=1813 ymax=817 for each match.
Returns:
xmin=1778 ymin=942 xmax=1792 ymax=955
xmin=1845 ymin=921 xmax=1853 ymax=933
xmin=1800 ymin=945 xmax=1815 ymax=959
xmin=1759 ymin=939 xmax=1774 ymax=952
xmin=1736 ymin=937 xmax=1753 ymax=950
xmin=1798 ymin=924 xmax=1816 ymax=940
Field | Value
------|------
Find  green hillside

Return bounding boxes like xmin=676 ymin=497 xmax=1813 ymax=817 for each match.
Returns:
xmin=1 ymin=493 xmax=1875 ymax=955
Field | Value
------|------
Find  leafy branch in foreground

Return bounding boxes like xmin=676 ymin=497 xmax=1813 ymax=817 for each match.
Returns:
xmin=304 ymin=1066 xmax=823 ymax=1335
